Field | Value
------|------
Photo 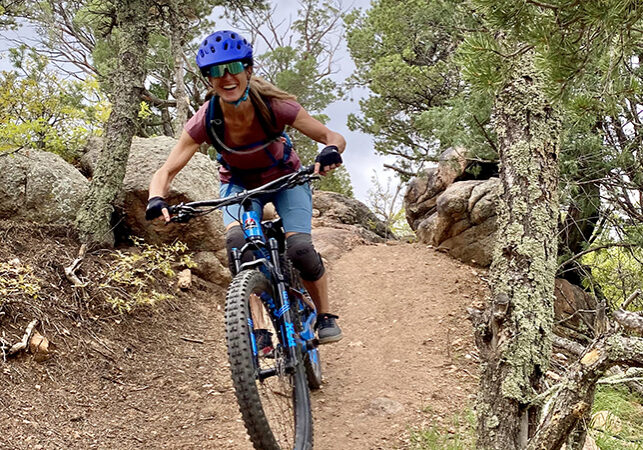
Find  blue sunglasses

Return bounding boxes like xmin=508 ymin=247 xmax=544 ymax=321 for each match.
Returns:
xmin=206 ymin=61 xmax=248 ymax=78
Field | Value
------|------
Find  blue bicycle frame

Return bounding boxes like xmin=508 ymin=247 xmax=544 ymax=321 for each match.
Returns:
xmin=231 ymin=207 xmax=318 ymax=374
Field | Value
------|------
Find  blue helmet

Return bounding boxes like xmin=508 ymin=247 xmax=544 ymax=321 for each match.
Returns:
xmin=196 ymin=30 xmax=253 ymax=74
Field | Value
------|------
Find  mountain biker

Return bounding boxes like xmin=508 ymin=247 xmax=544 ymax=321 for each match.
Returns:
xmin=145 ymin=30 xmax=344 ymax=345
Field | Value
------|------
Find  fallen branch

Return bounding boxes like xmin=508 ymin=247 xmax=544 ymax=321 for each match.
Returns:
xmin=526 ymin=334 xmax=643 ymax=450
xmin=64 ymin=244 xmax=87 ymax=287
xmin=180 ymin=336 xmax=204 ymax=344
xmin=613 ymin=293 xmax=643 ymax=335
xmin=613 ymin=309 xmax=643 ymax=335
xmin=7 ymin=319 xmax=38 ymax=356
xmin=553 ymin=334 xmax=643 ymax=396
xmin=552 ymin=334 xmax=585 ymax=356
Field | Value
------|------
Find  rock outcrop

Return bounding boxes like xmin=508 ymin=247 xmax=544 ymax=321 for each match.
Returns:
xmin=312 ymin=191 xmax=392 ymax=262
xmin=0 ymin=148 xmax=89 ymax=225
xmin=81 ymin=136 xmax=225 ymax=253
xmin=405 ymin=147 xmax=499 ymax=266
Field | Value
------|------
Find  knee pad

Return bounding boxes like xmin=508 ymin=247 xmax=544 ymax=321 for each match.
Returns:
xmin=286 ymin=233 xmax=325 ymax=281
xmin=225 ymin=226 xmax=253 ymax=273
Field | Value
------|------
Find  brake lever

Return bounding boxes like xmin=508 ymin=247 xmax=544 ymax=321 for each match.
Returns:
xmin=167 ymin=203 xmax=198 ymax=223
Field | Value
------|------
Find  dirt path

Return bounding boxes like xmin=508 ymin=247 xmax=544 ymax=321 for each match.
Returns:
xmin=314 ymin=243 xmax=485 ymax=449
xmin=1 ymin=242 xmax=487 ymax=449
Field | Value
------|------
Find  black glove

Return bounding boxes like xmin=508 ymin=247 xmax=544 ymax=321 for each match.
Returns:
xmin=145 ymin=196 xmax=169 ymax=221
xmin=314 ymin=145 xmax=342 ymax=169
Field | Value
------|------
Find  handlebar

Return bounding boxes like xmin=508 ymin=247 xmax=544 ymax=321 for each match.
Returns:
xmin=167 ymin=165 xmax=318 ymax=223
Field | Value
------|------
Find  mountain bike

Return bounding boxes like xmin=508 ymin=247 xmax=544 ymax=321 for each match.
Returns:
xmin=168 ymin=166 xmax=323 ymax=450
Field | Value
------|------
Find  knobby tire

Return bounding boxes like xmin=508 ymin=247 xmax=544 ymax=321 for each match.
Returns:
xmin=225 ymin=269 xmax=313 ymax=450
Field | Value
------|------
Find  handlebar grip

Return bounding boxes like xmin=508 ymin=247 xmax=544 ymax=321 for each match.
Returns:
xmin=302 ymin=164 xmax=316 ymax=175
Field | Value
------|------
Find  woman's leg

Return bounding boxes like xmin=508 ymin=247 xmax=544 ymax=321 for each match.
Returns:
xmin=274 ymin=184 xmax=342 ymax=343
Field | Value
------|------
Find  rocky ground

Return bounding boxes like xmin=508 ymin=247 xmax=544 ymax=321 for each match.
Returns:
xmin=0 ymin=223 xmax=489 ymax=449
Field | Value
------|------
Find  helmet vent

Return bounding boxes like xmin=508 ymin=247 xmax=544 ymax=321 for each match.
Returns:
xmin=237 ymin=43 xmax=241 ymax=49
xmin=243 ymin=39 xmax=247 ymax=44
xmin=224 ymin=43 xmax=229 ymax=50
xmin=210 ymin=46 xmax=215 ymax=53
xmin=215 ymin=36 xmax=222 ymax=42
xmin=231 ymin=33 xmax=237 ymax=39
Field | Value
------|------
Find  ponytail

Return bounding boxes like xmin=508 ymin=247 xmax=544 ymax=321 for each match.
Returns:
xmin=248 ymin=76 xmax=296 ymax=135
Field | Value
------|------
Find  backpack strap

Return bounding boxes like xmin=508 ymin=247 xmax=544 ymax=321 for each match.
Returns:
xmin=205 ymin=95 xmax=288 ymax=159
xmin=204 ymin=96 xmax=295 ymax=180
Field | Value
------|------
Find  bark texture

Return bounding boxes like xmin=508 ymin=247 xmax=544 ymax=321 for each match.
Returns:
xmin=475 ymin=54 xmax=561 ymax=449
xmin=76 ymin=0 xmax=151 ymax=247
xmin=169 ymin=1 xmax=189 ymax=137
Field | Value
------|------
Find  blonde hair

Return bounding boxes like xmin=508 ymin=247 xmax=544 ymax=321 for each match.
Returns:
xmin=248 ymin=76 xmax=296 ymax=135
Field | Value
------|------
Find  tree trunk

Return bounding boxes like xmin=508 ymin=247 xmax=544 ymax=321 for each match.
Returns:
xmin=161 ymin=106 xmax=174 ymax=137
xmin=475 ymin=54 xmax=561 ymax=449
xmin=169 ymin=0 xmax=189 ymax=136
xmin=75 ymin=0 xmax=151 ymax=247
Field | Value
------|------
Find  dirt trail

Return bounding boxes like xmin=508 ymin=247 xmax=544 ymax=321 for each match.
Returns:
xmin=1 ymin=242 xmax=487 ymax=449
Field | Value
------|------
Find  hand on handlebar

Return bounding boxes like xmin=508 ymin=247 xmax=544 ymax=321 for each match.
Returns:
xmin=146 ymin=196 xmax=171 ymax=223
xmin=314 ymin=145 xmax=342 ymax=176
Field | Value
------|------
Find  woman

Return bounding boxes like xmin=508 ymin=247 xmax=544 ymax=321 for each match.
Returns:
xmin=145 ymin=30 xmax=345 ymax=345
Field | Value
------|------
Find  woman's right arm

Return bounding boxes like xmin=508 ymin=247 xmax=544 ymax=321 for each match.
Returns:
xmin=147 ymin=130 xmax=201 ymax=221
xmin=148 ymin=130 xmax=201 ymax=199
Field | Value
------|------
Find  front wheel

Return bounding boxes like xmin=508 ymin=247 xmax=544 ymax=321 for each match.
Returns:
xmin=225 ymin=269 xmax=313 ymax=449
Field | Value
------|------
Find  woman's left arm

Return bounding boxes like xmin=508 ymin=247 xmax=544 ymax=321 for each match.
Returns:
xmin=291 ymin=108 xmax=346 ymax=153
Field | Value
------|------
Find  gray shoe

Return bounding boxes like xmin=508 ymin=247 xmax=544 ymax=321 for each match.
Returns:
xmin=316 ymin=313 xmax=343 ymax=344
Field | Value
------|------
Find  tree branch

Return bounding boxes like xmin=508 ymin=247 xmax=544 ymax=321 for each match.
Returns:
xmin=383 ymin=163 xmax=417 ymax=178
xmin=557 ymin=242 xmax=637 ymax=270
xmin=527 ymin=334 xmax=643 ymax=450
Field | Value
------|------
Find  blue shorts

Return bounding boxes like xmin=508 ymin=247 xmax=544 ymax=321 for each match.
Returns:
xmin=219 ymin=181 xmax=313 ymax=234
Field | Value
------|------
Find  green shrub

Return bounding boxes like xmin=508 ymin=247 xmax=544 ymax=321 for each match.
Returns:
xmin=0 ymin=260 xmax=41 ymax=308
xmin=99 ymin=238 xmax=195 ymax=314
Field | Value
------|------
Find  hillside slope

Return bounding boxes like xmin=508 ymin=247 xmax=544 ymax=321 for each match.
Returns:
xmin=0 ymin=225 xmax=488 ymax=449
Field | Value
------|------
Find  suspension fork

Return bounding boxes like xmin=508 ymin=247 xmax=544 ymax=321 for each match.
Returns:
xmin=268 ymin=237 xmax=302 ymax=371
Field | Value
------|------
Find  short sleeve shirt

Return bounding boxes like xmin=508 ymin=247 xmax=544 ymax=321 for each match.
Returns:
xmin=184 ymin=98 xmax=302 ymax=188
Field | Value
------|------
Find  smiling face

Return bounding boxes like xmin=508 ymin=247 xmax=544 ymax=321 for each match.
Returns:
xmin=209 ymin=66 xmax=252 ymax=103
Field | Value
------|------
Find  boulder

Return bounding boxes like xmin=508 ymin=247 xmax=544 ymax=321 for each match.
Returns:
xmin=310 ymin=190 xmax=392 ymax=262
xmin=312 ymin=191 xmax=392 ymax=240
xmin=82 ymin=136 xmax=226 ymax=253
xmin=0 ymin=148 xmax=88 ymax=225
xmin=405 ymin=147 xmax=470 ymax=230
xmin=554 ymin=278 xmax=597 ymax=334
xmin=439 ymin=217 xmax=497 ymax=267
xmin=312 ymin=225 xmax=373 ymax=263
xmin=404 ymin=146 xmax=500 ymax=266
xmin=191 ymin=251 xmax=232 ymax=287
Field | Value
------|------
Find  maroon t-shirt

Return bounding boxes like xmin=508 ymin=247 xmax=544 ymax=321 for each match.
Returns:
xmin=185 ymin=98 xmax=302 ymax=188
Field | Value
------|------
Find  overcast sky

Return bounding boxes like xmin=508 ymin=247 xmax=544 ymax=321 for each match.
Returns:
xmin=0 ymin=0 xmax=397 ymax=204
